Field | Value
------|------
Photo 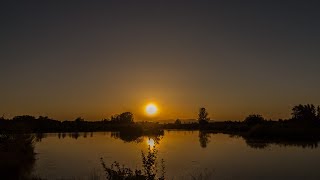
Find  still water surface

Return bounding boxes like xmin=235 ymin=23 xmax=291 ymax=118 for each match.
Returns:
xmin=33 ymin=131 xmax=320 ymax=179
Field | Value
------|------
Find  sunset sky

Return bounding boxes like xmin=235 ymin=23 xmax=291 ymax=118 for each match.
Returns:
xmin=1 ymin=1 xmax=320 ymax=121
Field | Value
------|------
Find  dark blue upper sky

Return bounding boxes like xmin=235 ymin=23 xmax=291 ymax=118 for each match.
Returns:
xmin=1 ymin=0 xmax=320 ymax=120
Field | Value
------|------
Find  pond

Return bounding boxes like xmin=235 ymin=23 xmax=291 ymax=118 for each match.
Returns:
xmin=32 ymin=131 xmax=320 ymax=179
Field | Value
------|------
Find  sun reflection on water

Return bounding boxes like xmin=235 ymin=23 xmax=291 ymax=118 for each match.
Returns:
xmin=147 ymin=138 xmax=155 ymax=149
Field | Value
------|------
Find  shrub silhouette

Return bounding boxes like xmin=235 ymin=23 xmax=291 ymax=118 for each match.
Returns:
xmin=101 ymin=144 xmax=165 ymax=180
xmin=12 ymin=115 xmax=36 ymax=122
xmin=174 ymin=119 xmax=181 ymax=125
xmin=74 ymin=117 xmax=85 ymax=123
xmin=0 ymin=133 xmax=36 ymax=179
xmin=111 ymin=112 xmax=134 ymax=124
xmin=244 ymin=114 xmax=265 ymax=125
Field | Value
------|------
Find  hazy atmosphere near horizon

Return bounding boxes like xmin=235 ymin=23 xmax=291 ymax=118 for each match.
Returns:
xmin=1 ymin=0 xmax=320 ymax=121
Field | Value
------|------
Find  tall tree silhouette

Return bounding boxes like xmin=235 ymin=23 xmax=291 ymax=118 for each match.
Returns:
xmin=292 ymin=104 xmax=318 ymax=122
xmin=198 ymin=107 xmax=209 ymax=125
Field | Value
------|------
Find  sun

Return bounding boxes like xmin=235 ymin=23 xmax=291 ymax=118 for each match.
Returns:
xmin=145 ymin=103 xmax=158 ymax=116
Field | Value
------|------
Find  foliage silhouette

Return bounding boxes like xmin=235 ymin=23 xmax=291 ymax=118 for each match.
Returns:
xmin=2 ymin=104 xmax=320 ymax=146
xmin=198 ymin=108 xmax=209 ymax=125
xmin=244 ymin=114 xmax=265 ymax=125
xmin=111 ymin=112 xmax=134 ymax=124
xmin=174 ymin=119 xmax=181 ymax=125
xmin=74 ymin=117 xmax=85 ymax=123
xmin=101 ymin=144 xmax=165 ymax=180
xmin=291 ymin=104 xmax=320 ymax=122
xmin=0 ymin=133 xmax=36 ymax=179
xmin=0 ymin=112 xmax=159 ymax=133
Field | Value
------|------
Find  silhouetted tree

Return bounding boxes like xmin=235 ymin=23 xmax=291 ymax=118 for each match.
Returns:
xmin=119 ymin=112 xmax=134 ymax=123
xmin=74 ymin=117 xmax=84 ymax=123
xmin=244 ymin=114 xmax=265 ymax=125
xmin=292 ymin=104 xmax=318 ymax=122
xmin=110 ymin=114 xmax=119 ymax=122
xmin=198 ymin=107 xmax=209 ymax=125
xmin=174 ymin=119 xmax=181 ymax=125
xmin=111 ymin=112 xmax=134 ymax=124
xmin=12 ymin=115 xmax=36 ymax=122
xmin=317 ymin=106 xmax=320 ymax=120
xmin=38 ymin=116 xmax=50 ymax=121
xmin=0 ymin=114 xmax=5 ymax=121
xmin=0 ymin=133 xmax=36 ymax=179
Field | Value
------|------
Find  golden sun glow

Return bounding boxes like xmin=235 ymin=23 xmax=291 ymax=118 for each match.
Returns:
xmin=145 ymin=103 xmax=158 ymax=116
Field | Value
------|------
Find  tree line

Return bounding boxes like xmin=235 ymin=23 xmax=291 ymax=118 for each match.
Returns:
xmin=192 ymin=104 xmax=320 ymax=125
xmin=1 ymin=104 xmax=320 ymax=135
